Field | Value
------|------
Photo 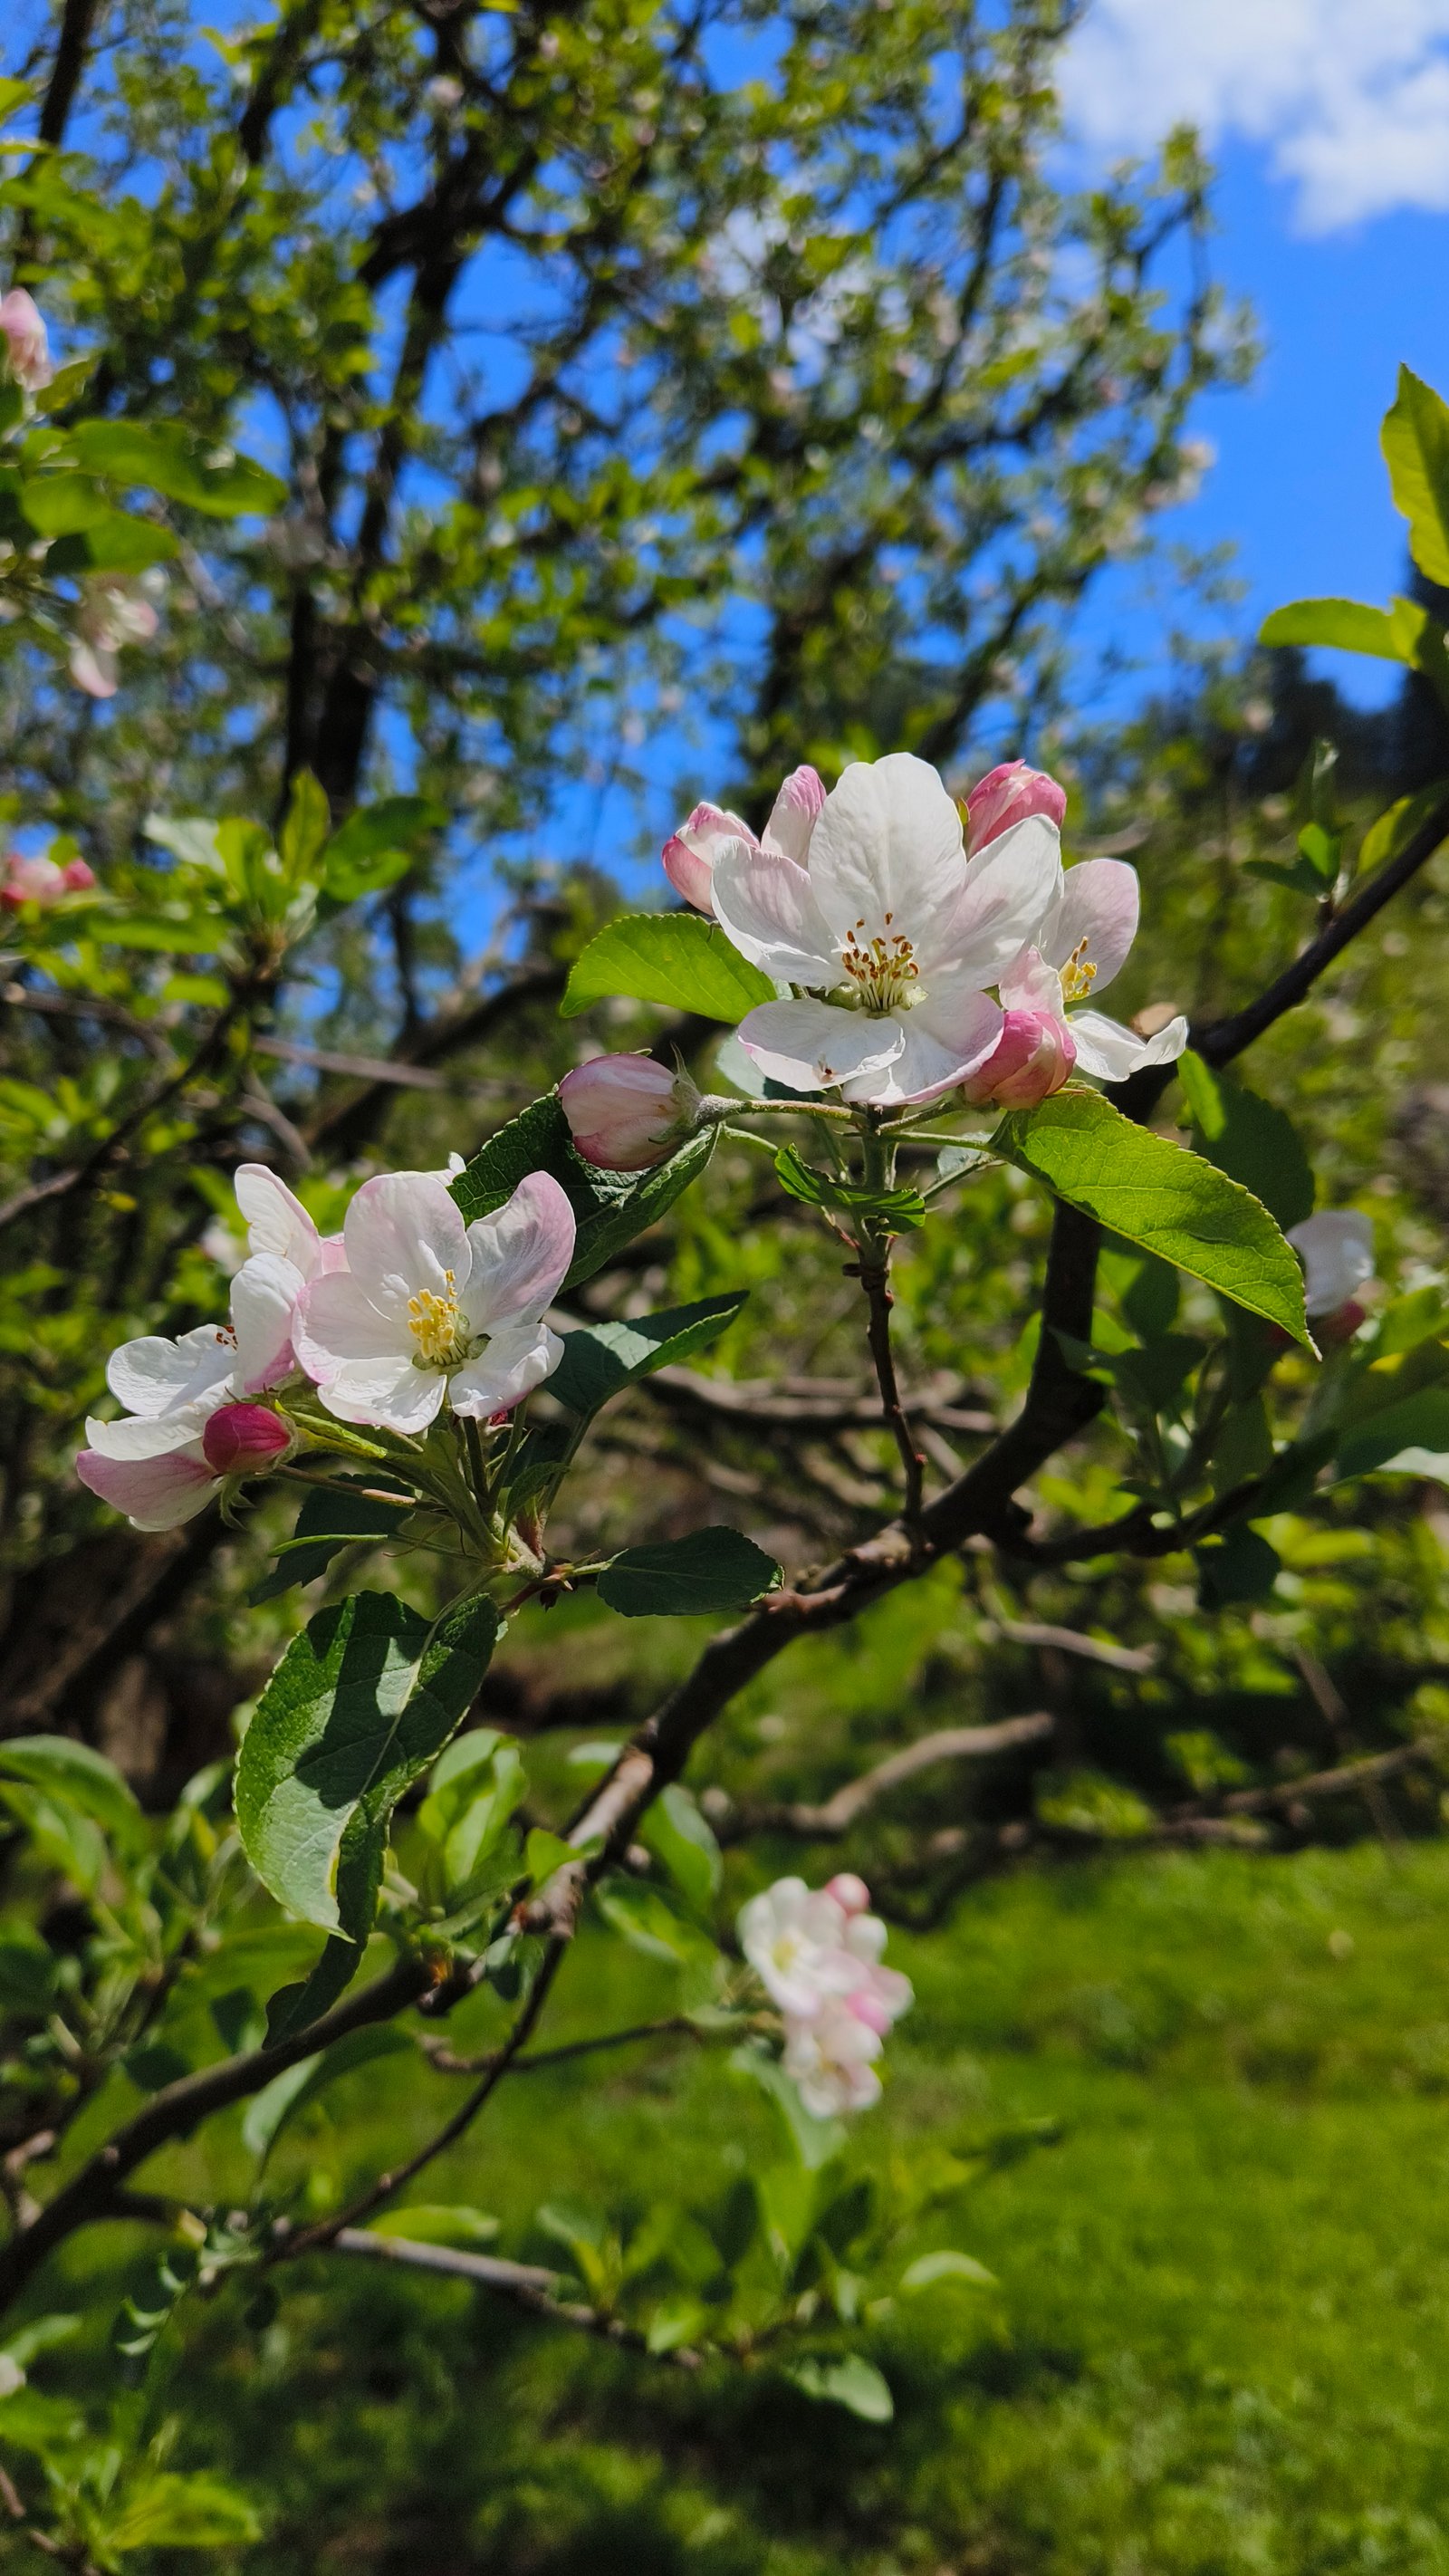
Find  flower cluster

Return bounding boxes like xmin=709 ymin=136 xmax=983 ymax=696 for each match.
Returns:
xmin=70 ymin=576 xmax=160 ymax=701
xmin=76 ymin=1164 xmax=575 ymax=1528
xmin=1 ymin=850 xmax=95 ymax=909
xmin=0 ymin=289 xmax=51 ymax=395
xmin=738 ymin=1872 xmax=913 ymax=2116
xmin=559 ymin=749 xmax=1185 ymax=1162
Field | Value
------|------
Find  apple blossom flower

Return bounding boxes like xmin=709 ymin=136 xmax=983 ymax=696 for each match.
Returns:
xmin=75 ymin=1253 xmax=305 ymax=1529
xmin=963 ymin=1006 xmax=1077 ymax=1110
xmin=964 ymin=758 xmax=1067 ymax=856
xmin=0 ymin=851 xmax=96 ymax=908
xmin=559 ymin=1053 xmax=699 ymax=1170
xmin=0 ymin=290 xmax=51 ymax=393
xmin=70 ymin=576 xmax=159 ymax=700
xmin=783 ymin=1995 xmax=887 ymax=2117
xmin=661 ymin=764 xmax=825 ymax=911
xmin=1287 ymin=1210 xmax=1374 ymax=1331
xmin=996 ymin=857 xmax=1188 ymax=1085
xmin=293 ymin=1168 xmax=574 ymax=1433
xmin=234 ymin=1162 xmax=346 ymax=1283
xmin=738 ymin=1871 xmax=913 ymax=2119
xmin=712 ymin=752 xmax=1060 ymax=1107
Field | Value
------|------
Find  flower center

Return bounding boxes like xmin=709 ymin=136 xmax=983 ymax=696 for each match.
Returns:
xmin=408 ymin=1271 xmax=471 ymax=1370
xmin=1060 ymin=937 xmax=1097 ymax=1004
xmin=837 ymin=914 xmax=920 ymax=1014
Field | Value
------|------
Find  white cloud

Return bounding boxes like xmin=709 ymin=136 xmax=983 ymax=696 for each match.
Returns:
xmin=1061 ymin=0 xmax=1449 ymax=230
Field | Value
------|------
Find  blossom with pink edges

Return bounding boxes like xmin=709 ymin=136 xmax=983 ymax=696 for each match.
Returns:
xmin=963 ymin=1006 xmax=1077 ymax=1110
xmin=964 ymin=759 xmax=1067 ymax=856
xmin=661 ymin=764 xmax=825 ymax=911
xmin=70 ymin=577 xmax=159 ymax=700
xmin=737 ymin=1871 xmax=913 ymax=2117
xmin=994 ymin=855 xmax=1187 ymax=1085
xmin=559 ymin=1053 xmax=699 ymax=1171
xmin=0 ymin=290 xmax=51 ymax=393
xmin=0 ymin=851 xmax=96 ymax=909
xmin=713 ymin=753 xmax=1059 ymax=1107
xmin=294 ymin=1168 xmax=574 ymax=1432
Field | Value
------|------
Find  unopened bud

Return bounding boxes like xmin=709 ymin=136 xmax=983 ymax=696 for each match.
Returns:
xmin=962 ymin=1010 xmax=1075 ymax=1110
xmin=661 ymin=802 xmax=754 ymax=911
xmin=826 ymin=1872 xmax=871 ymax=1916
xmin=964 ymin=758 xmax=1067 ymax=856
xmin=559 ymin=1053 xmax=699 ymax=1171
xmin=201 ymin=1403 xmax=292 ymax=1475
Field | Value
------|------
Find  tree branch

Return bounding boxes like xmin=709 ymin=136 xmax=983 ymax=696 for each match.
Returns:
xmin=718 ymin=1712 xmax=1054 ymax=1841
xmin=326 ymin=2226 xmax=702 ymax=2364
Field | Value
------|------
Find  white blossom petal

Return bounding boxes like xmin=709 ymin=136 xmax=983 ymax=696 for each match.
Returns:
xmin=461 ymin=1173 xmax=576 ymax=1333
xmin=229 ymin=1252 xmax=305 ymax=1394
xmin=293 ymin=1272 xmax=408 ymax=1384
xmin=711 ymin=845 xmax=838 ymax=985
xmin=1036 ymin=858 xmax=1140 ymax=995
xmin=234 ymin=1164 xmax=324 ymax=1276
xmin=1287 ymin=1210 xmax=1375 ymax=1317
xmin=107 ymin=1322 xmax=235 ymax=1417
xmin=807 ymin=754 xmax=966 ymax=969
xmin=1068 ymin=1009 xmax=1187 ymax=1081
xmin=840 ymin=990 xmax=1003 ymax=1106
xmin=76 ymin=1443 xmax=216 ymax=1530
xmin=736 ymin=998 xmax=905 ymax=1093
xmin=449 ymin=1320 xmax=562 ymax=1418
xmin=341 ymin=1172 xmax=470 ymax=1322
xmin=999 ymin=946 xmax=1066 ymax=1015
xmin=318 ymin=1355 xmax=448 ymax=1434
xmin=760 ymin=764 xmax=826 ymax=865
xmin=951 ymin=816 xmax=1064 ymax=984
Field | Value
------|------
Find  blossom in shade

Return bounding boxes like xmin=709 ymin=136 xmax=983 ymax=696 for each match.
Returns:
xmin=963 ymin=1007 xmax=1077 ymax=1110
xmin=293 ymin=1168 xmax=574 ymax=1433
xmin=70 ymin=577 xmax=159 ymax=700
xmin=996 ymin=856 xmax=1187 ymax=1084
xmin=713 ymin=753 xmax=1060 ymax=1106
xmin=0 ymin=290 xmax=51 ymax=393
xmin=1287 ymin=1210 xmax=1374 ymax=1330
xmin=75 ymin=1257 xmax=303 ymax=1530
xmin=0 ymin=851 xmax=96 ymax=909
xmin=738 ymin=1871 xmax=913 ymax=2118
xmin=559 ymin=1053 xmax=699 ymax=1170
xmin=964 ymin=758 xmax=1067 ymax=856
xmin=661 ymin=764 xmax=826 ymax=911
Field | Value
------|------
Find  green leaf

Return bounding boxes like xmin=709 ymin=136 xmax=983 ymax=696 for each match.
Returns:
xmin=241 ymin=2025 xmax=414 ymax=2164
xmin=1381 ymin=364 xmax=1449 ymax=586
xmin=774 ymin=1144 xmax=926 ymax=1230
xmin=785 ymin=2354 xmax=894 ymax=2422
xmin=71 ymin=418 xmax=287 ymax=517
xmin=1175 ymin=1051 xmax=1314 ymax=1231
xmin=235 ymin=1590 xmax=500 ymax=1932
xmin=1358 ymin=779 xmax=1449 ymax=877
xmin=278 ymin=770 xmax=331 ymax=881
xmin=561 ymin=912 xmax=776 ymax=1023
xmin=1258 ymin=598 xmax=1410 ymax=659
xmin=1195 ymin=1524 xmax=1281 ymax=1607
xmin=1334 ymin=1388 xmax=1449 ymax=1484
xmin=448 ymin=1093 xmax=717 ymax=1289
xmin=597 ymin=1526 xmax=782 ymax=1617
xmin=18 ymin=472 xmax=110 ymax=535
xmin=101 ymin=2472 xmax=263 ymax=2552
xmin=249 ymin=1478 xmax=414 ymax=1603
xmin=78 ymin=511 xmax=179 ymax=573
xmin=549 ymin=1292 xmax=746 ymax=1418
xmin=994 ymin=1089 xmax=1311 ymax=1346
xmin=366 ymin=2206 xmax=499 ymax=2247
xmin=0 ymin=1736 xmax=144 ymax=1853
xmin=594 ymin=1875 xmax=719 ymax=1971
xmin=90 ymin=911 xmax=225 ymax=954
xmin=523 ymin=1827 xmax=578 ymax=1888
xmin=638 ymin=1783 xmax=722 ymax=1911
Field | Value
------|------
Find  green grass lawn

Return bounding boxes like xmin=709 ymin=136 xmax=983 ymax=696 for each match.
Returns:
xmin=43 ymin=1837 xmax=1449 ymax=2574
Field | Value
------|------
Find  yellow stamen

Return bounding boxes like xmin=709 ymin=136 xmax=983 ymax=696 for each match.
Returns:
xmin=838 ymin=923 xmax=921 ymax=1014
xmin=1060 ymin=936 xmax=1097 ymax=1004
xmin=408 ymin=1270 xmax=468 ymax=1370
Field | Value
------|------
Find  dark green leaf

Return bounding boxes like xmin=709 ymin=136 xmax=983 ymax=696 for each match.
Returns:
xmin=235 ymin=1590 xmax=499 ymax=1932
xmin=597 ymin=1526 xmax=781 ymax=1617
xmin=549 ymin=1293 xmax=746 ymax=1418
xmin=774 ymin=1144 xmax=926 ymax=1230
xmin=561 ymin=912 xmax=776 ymax=1023
xmin=995 ymin=1089 xmax=1311 ymax=1344
xmin=1195 ymin=1525 xmax=1281 ymax=1607
xmin=1333 ymin=1388 xmax=1449 ymax=1485
xmin=566 ymin=1129 xmax=717 ymax=1286
xmin=449 ymin=1094 xmax=716 ymax=1287
xmin=71 ymin=418 xmax=286 ymax=517
xmin=249 ymin=1479 xmax=413 ymax=1604
xmin=1175 ymin=1051 xmax=1315 ymax=1231
xmin=241 ymin=2025 xmax=414 ymax=2164
xmin=0 ymin=1737 xmax=144 ymax=1852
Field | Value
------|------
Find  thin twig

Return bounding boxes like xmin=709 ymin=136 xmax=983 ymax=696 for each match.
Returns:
xmin=423 ymin=2014 xmax=703 ymax=2078
xmin=327 ymin=2227 xmax=702 ymax=2365
xmin=850 ymin=1249 xmax=925 ymax=1533
xmin=718 ymin=1713 xmax=1054 ymax=1841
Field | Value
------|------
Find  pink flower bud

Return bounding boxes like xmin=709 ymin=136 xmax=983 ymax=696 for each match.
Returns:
xmin=844 ymin=1985 xmax=895 ymax=2035
xmin=962 ymin=1010 xmax=1075 ymax=1110
xmin=661 ymin=802 xmax=756 ymax=912
xmin=200 ymin=1403 xmax=292 ymax=1475
xmin=559 ymin=1053 xmax=699 ymax=1171
xmin=61 ymin=857 xmax=96 ymax=893
xmin=825 ymin=1872 xmax=871 ymax=1916
xmin=0 ymin=852 xmax=67 ymax=909
xmin=0 ymin=290 xmax=52 ymax=394
xmin=964 ymin=759 xmax=1067 ymax=856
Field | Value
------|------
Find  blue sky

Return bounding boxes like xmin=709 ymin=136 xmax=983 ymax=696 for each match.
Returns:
xmin=1062 ymin=0 xmax=1449 ymax=714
